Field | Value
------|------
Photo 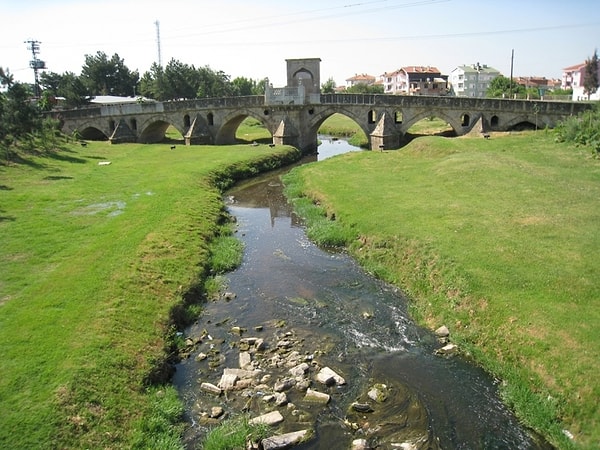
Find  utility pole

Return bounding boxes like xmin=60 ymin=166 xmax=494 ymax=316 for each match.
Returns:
xmin=509 ymin=49 xmax=514 ymax=99
xmin=25 ymin=39 xmax=46 ymax=97
xmin=155 ymin=20 xmax=162 ymax=67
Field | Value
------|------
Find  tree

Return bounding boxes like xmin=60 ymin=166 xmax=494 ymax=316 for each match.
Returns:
xmin=486 ymin=75 xmax=526 ymax=98
xmin=0 ymin=79 xmax=40 ymax=143
xmin=39 ymin=71 xmax=91 ymax=109
xmin=80 ymin=51 xmax=139 ymax=97
xmin=321 ymin=77 xmax=336 ymax=94
xmin=583 ymin=49 xmax=599 ymax=100
xmin=196 ymin=66 xmax=233 ymax=98
xmin=231 ymin=76 xmax=260 ymax=96
xmin=0 ymin=67 xmax=14 ymax=88
xmin=345 ymin=82 xmax=383 ymax=94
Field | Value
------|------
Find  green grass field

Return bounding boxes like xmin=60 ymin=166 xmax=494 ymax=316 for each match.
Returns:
xmin=284 ymin=130 xmax=600 ymax=449
xmin=0 ymin=139 xmax=300 ymax=449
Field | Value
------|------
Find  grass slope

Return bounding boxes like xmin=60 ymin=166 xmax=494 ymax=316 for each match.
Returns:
xmin=0 ymin=140 xmax=300 ymax=449
xmin=284 ymin=131 xmax=600 ymax=449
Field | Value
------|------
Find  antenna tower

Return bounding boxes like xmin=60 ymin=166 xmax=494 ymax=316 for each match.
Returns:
xmin=155 ymin=20 xmax=162 ymax=67
xmin=25 ymin=39 xmax=46 ymax=97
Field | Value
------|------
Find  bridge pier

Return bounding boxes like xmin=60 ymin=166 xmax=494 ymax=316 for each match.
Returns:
xmin=370 ymin=112 xmax=401 ymax=150
xmin=109 ymin=119 xmax=137 ymax=144
xmin=185 ymin=114 xmax=213 ymax=145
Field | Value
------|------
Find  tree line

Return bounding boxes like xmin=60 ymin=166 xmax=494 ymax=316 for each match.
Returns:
xmin=37 ymin=51 xmax=268 ymax=108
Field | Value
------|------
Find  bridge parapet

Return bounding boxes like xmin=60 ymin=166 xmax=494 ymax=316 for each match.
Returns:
xmin=265 ymin=85 xmax=320 ymax=105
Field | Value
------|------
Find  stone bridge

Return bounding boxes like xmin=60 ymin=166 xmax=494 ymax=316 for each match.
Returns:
xmin=55 ymin=92 xmax=590 ymax=152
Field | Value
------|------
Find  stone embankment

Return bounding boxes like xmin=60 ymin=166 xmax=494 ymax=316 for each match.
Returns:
xmin=181 ymin=308 xmax=457 ymax=449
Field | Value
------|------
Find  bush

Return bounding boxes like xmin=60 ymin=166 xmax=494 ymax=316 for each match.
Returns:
xmin=555 ymin=103 xmax=600 ymax=155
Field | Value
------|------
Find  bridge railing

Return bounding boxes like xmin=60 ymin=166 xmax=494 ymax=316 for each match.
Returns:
xmin=265 ymin=85 xmax=320 ymax=105
xmin=319 ymin=93 xmax=587 ymax=115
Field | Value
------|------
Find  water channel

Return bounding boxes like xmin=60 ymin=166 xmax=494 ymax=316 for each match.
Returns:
xmin=173 ymin=137 xmax=552 ymax=449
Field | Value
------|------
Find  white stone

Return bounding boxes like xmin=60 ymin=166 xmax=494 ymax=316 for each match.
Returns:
xmin=316 ymin=366 xmax=346 ymax=385
xmin=249 ymin=410 xmax=284 ymax=426
xmin=218 ymin=373 xmax=238 ymax=390
xmin=274 ymin=392 xmax=288 ymax=406
xmin=289 ymin=362 xmax=310 ymax=377
xmin=434 ymin=325 xmax=450 ymax=337
xmin=435 ymin=343 xmax=458 ymax=356
xmin=239 ymin=351 xmax=252 ymax=369
xmin=223 ymin=367 xmax=259 ymax=379
xmin=351 ymin=438 xmax=371 ymax=450
xmin=261 ymin=429 xmax=310 ymax=450
xmin=304 ymin=388 xmax=330 ymax=404
xmin=199 ymin=382 xmax=221 ymax=395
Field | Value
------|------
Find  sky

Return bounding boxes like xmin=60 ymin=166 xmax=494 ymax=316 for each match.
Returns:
xmin=1 ymin=0 xmax=599 ymax=89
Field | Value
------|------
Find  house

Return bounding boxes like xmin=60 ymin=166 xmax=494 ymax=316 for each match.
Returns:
xmin=449 ymin=63 xmax=500 ymax=97
xmin=379 ymin=66 xmax=447 ymax=95
xmin=562 ymin=61 xmax=600 ymax=101
xmin=345 ymin=73 xmax=376 ymax=88
xmin=514 ymin=77 xmax=561 ymax=97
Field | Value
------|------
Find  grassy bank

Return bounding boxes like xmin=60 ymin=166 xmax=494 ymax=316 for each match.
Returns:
xmin=283 ymin=131 xmax=600 ymax=449
xmin=0 ymin=140 xmax=300 ymax=449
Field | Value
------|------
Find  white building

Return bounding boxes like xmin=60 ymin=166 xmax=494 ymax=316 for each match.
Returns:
xmin=379 ymin=66 xmax=447 ymax=95
xmin=562 ymin=62 xmax=600 ymax=101
xmin=449 ymin=63 xmax=500 ymax=97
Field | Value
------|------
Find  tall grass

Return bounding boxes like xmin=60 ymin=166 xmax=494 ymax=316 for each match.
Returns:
xmin=284 ymin=131 xmax=600 ymax=449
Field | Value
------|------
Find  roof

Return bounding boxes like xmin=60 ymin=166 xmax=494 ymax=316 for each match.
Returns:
xmin=455 ymin=64 xmax=500 ymax=74
xmin=562 ymin=62 xmax=586 ymax=71
xmin=401 ymin=66 xmax=441 ymax=74
xmin=346 ymin=73 xmax=376 ymax=82
xmin=90 ymin=95 xmax=156 ymax=104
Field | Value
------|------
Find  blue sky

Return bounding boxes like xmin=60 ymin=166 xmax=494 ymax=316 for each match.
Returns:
xmin=2 ymin=0 xmax=599 ymax=88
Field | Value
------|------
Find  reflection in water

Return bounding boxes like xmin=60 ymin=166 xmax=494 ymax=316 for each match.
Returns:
xmin=174 ymin=138 xmax=552 ymax=449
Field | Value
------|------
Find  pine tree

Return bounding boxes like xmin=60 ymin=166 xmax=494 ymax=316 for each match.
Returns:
xmin=583 ymin=49 xmax=599 ymax=100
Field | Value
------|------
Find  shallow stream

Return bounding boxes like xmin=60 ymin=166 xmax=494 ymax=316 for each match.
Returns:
xmin=173 ymin=137 xmax=552 ymax=449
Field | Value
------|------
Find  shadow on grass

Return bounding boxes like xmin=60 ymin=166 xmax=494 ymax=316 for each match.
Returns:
xmin=0 ymin=208 xmax=15 ymax=222
xmin=47 ymin=152 xmax=87 ymax=164
xmin=0 ymin=185 xmax=13 ymax=190
xmin=236 ymin=137 xmax=273 ymax=145
xmin=43 ymin=175 xmax=74 ymax=180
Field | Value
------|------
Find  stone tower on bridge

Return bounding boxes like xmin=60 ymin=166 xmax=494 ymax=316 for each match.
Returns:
xmin=286 ymin=58 xmax=321 ymax=97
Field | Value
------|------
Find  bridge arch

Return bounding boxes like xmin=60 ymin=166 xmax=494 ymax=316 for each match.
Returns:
xmin=79 ymin=125 xmax=109 ymax=141
xmin=400 ymin=109 xmax=474 ymax=136
xmin=502 ymin=115 xmax=540 ymax=131
xmin=216 ymin=109 xmax=274 ymax=145
xmin=65 ymin=119 xmax=110 ymax=140
xmin=308 ymin=107 xmax=372 ymax=144
xmin=138 ymin=115 xmax=186 ymax=144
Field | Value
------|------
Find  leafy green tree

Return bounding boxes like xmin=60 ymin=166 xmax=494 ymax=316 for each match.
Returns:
xmin=486 ymin=75 xmax=526 ymax=98
xmin=0 ymin=78 xmax=41 ymax=143
xmin=231 ymin=76 xmax=258 ymax=96
xmin=162 ymin=59 xmax=201 ymax=100
xmin=0 ymin=67 xmax=14 ymax=88
xmin=196 ymin=66 xmax=233 ymax=98
xmin=583 ymin=49 xmax=599 ymax=100
xmin=321 ymin=77 xmax=336 ymax=94
xmin=254 ymin=78 xmax=268 ymax=96
xmin=39 ymin=71 xmax=91 ymax=108
xmin=345 ymin=82 xmax=383 ymax=94
xmin=80 ymin=51 xmax=139 ymax=96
